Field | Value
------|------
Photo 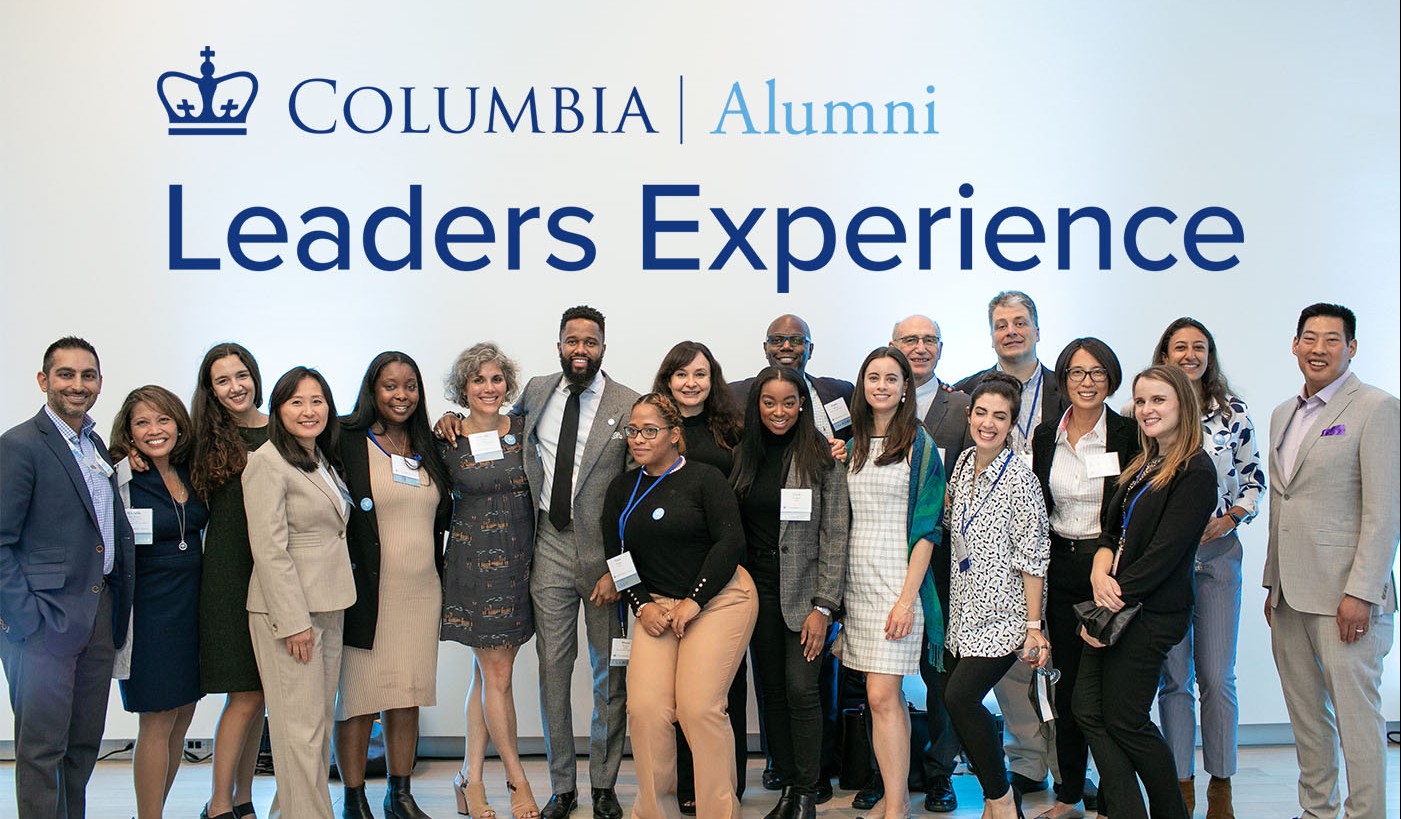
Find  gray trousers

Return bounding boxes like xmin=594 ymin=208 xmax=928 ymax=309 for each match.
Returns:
xmin=992 ymin=658 xmax=1060 ymax=783
xmin=1271 ymin=596 xmax=1394 ymax=819
xmin=0 ymin=585 xmax=114 ymax=819
xmin=1158 ymin=533 xmax=1243 ymax=779
xmin=531 ymin=515 xmax=626 ymax=794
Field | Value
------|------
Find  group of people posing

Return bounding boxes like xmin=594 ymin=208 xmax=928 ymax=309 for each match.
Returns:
xmin=2 ymin=293 xmax=1396 ymax=819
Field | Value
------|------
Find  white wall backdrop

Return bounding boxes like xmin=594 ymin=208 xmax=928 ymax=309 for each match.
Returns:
xmin=2 ymin=2 xmax=1397 ymax=746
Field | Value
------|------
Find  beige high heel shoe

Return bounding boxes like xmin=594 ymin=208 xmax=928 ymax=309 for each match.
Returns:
xmin=508 ymin=779 xmax=540 ymax=819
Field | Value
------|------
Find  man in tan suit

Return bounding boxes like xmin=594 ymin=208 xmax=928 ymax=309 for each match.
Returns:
xmin=1264 ymin=303 xmax=1399 ymax=819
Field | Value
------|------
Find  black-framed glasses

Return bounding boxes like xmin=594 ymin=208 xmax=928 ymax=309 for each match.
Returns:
xmin=623 ymin=425 xmax=675 ymax=440
xmin=896 ymin=334 xmax=941 ymax=348
xmin=1067 ymin=367 xmax=1109 ymax=384
xmin=764 ymin=334 xmax=810 ymax=347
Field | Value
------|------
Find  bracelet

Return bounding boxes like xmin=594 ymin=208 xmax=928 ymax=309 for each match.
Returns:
xmin=1227 ymin=511 xmax=1243 ymax=526
xmin=1025 ymin=619 xmax=1043 ymax=631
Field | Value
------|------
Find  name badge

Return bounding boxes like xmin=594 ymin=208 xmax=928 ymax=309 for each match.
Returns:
xmin=779 ymin=488 xmax=813 ymax=521
xmin=126 ymin=508 xmax=154 ymax=545
xmin=953 ymin=536 xmax=971 ymax=573
xmin=391 ymin=454 xmax=422 ymax=487
xmin=95 ymin=456 xmax=115 ymax=478
xmin=609 ymin=637 xmax=632 ymax=667
xmin=607 ymin=552 xmax=641 ymax=590
xmin=823 ymin=397 xmax=852 ymax=431
xmin=1086 ymin=451 xmax=1121 ymax=479
xmin=466 ymin=430 xmax=504 ymax=462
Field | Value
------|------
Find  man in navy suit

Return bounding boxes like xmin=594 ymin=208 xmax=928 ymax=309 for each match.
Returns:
xmin=1 ymin=337 xmax=135 ymax=819
xmin=731 ymin=314 xmax=856 ymax=442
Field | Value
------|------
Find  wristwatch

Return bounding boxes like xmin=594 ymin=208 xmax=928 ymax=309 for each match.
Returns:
xmin=814 ymin=605 xmax=833 ymax=618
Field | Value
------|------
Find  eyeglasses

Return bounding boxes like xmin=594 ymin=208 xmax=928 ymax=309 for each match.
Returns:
xmin=1067 ymin=367 xmax=1109 ymax=384
xmin=896 ymin=334 xmax=941 ymax=348
xmin=622 ymin=425 xmax=675 ymax=440
xmin=764 ymin=334 xmax=810 ymax=347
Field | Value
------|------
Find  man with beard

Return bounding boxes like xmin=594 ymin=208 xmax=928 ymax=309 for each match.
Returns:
xmin=1 ymin=337 xmax=135 ymax=818
xmin=514 ymin=306 xmax=637 ymax=819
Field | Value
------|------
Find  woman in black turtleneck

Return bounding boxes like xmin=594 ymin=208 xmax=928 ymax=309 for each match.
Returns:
xmin=731 ymin=366 xmax=849 ymax=819
xmin=651 ymin=341 xmax=746 ymax=811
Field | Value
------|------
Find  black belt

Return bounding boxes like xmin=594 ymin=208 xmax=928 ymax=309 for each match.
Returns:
xmin=1050 ymin=533 xmax=1100 ymax=553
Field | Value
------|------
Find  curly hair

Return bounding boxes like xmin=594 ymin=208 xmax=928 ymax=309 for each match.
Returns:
xmin=444 ymin=342 xmax=521 ymax=408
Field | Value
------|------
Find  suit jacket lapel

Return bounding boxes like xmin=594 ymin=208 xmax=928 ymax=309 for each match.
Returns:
xmin=522 ymin=375 xmax=557 ymax=445
xmin=576 ymin=375 xmax=623 ymax=494
xmin=924 ymin=388 xmax=951 ymax=434
xmin=300 ymin=464 xmax=348 ymax=522
xmin=36 ymin=412 xmax=102 ymax=530
xmin=1289 ymin=376 xmax=1359 ymax=480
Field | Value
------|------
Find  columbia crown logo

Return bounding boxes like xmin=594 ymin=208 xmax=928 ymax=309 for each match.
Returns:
xmin=158 ymin=46 xmax=258 ymax=135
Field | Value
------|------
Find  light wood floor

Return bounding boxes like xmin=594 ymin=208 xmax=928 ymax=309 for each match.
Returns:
xmin=2 ymin=746 xmax=1396 ymax=818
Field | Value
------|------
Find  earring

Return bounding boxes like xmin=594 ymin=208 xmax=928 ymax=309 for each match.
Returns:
xmin=900 ymin=395 xmax=906 ymax=403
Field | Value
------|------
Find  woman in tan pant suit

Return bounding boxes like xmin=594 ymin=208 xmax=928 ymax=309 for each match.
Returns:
xmin=244 ymin=367 xmax=356 ymax=819
xmin=601 ymin=394 xmax=757 ymax=819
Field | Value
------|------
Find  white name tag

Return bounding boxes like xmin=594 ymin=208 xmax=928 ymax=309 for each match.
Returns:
xmin=609 ymin=637 xmax=632 ymax=666
xmin=1086 ymin=451 xmax=1121 ymax=479
xmin=466 ymin=430 xmax=504 ymax=462
xmin=823 ymin=397 xmax=852 ymax=431
xmin=607 ymin=552 xmax=641 ymax=590
xmin=953 ymin=536 xmax=971 ymax=573
xmin=391 ymin=454 xmax=422 ymax=486
xmin=126 ymin=508 xmax=154 ymax=545
xmin=779 ymin=488 xmax=813 ymax=521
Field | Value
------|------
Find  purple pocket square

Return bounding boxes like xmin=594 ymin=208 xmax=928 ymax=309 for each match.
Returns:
xmin=1321 ymin=424 xmax=1346 ymax=437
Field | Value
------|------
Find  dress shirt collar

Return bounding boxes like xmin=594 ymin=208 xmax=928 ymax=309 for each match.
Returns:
xmin=554 ymin=370 xmax=606 ymax=397
xmin=995 ymin=360 xmax=1044 ymax=387
xmin=1054 ymin=405 xmax=1107 ymax=445
xmin=44 ymin=404 xmax=96 ymax=443
xmin=1296 ymin=370 xmax=1350 ymax=407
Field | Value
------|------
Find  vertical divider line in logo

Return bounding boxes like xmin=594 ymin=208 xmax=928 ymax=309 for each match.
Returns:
xmin=678 ymin=74 xmax=684 ymax=146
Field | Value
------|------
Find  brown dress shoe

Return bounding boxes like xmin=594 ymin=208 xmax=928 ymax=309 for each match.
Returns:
xmin=1179 ymin=777 xmax=1195 ymax=816
xmin=1204 ymin=776 xmax=1234 ymax=819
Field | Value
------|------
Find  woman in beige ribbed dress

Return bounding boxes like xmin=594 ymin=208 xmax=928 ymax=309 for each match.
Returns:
xmin=334 ymin=352 xmax=453 ymax=819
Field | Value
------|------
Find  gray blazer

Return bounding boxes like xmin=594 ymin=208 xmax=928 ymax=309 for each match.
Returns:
xmin=775 ymin=463 xmax=850 ymax=630
xmin=1263 ymin=373 xmax=1399 ymax=616
xmin=244 ymin=441 xmax=356 ymax=637
xmin=921 ymin=382 xmax=972 ymax=467
xmin=517 ymin=372 xmax=638 ymax=579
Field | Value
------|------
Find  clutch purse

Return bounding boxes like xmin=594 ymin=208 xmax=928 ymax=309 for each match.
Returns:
xmin=1073 ymin=599 xmax=1142 ymax=647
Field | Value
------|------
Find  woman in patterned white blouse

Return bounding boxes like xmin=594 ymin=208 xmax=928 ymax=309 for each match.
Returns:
xmin=942 ymin=371 xmax=1050 ymax=819
xmin=1150 ymin=318 xmax=1265 ymax=817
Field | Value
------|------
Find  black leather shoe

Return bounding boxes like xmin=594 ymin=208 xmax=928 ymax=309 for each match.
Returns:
xmin=202 ymin=806 xmax=237 ymax=819
xmin=591 ymin=788 xmax=622 ymax=819
xmin=541 ymin=791 xmax=578 ymax=819
xmin=852 ymin=775 xmax=884 ymax=810
xmin=763 ymin=786 xmax=797 ymax=819
xmin=813 ymin=778 xmax=833 ymax=805
xmin=343 ymin=784 xmax=375 ymax=819
xmin=923 ymin=776 xmax=957 ymax=812
xmin=762 ymin=768 xmax=785 ymax=791
xmin=233 ymin=806 xmax=257 ymax=819
xmin=791 ymin=791 xmax=817 ymax=819
xmin=1008 ymin=772 xmax=1049 ymax=794
xmin=1082 ymin=779 xmax=1098 ymax=811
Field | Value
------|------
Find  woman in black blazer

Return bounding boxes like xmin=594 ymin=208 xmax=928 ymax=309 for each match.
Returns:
xmin=1073 ymin=365 xmax=1216 ymax=819
xmin=1030 ymin=338 xmax=1138 ymax=819
xmin=334 ymin=352 xmax=452 ymax=819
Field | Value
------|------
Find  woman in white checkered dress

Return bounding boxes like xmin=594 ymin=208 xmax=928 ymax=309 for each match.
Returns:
xmin=843 ymin=440 xmax=922 ymax=674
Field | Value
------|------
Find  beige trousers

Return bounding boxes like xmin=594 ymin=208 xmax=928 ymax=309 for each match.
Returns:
xmin=628 ymin=568 xmax=758 ymax=819
xmin=249 ymin=610 xmax=344 ymax=819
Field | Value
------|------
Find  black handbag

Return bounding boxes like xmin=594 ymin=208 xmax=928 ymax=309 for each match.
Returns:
xmin=1072 ymin=600 xmax=1142 ymax=646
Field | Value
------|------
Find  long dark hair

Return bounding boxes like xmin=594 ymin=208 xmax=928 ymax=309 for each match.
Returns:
xmin=190 ymin=342 xmax=263 ymax=500
xmin=108 ymin=385 xmax=195 ymax=466
xmin=731 ymin=366 xmax=834 ymax=497
xmin=848 ymin=347 xmax=919 ymax=472
xmin=651 ymin=340 xmax=743 ymax=450
xmin=1153 ymin=317 xmax=1234 ymax=420
xmin=342 ymin=351 xmax=450 ymax=492
xmin=267 ymin=367 xmax=341 ymax=472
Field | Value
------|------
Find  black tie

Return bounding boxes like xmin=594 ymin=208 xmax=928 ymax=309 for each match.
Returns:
xmin=549 ymin=384 xmax=585 ymax=531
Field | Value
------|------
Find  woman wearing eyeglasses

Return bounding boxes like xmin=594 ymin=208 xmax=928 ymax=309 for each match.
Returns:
xmin=1151 ymin=318 xmax=1265 ymax=817
xmin=651 ymin=341 xmax=748 ymax=813
xmin=602 ymin=394 xmax=756 ymax=819
xmin=1030 ymin=339 xmax=1139 ymax=819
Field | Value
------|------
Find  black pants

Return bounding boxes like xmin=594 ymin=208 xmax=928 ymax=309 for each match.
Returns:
xmin=676 ymin=656 xmax=748 ymax=801
xmin=1046 ymin=537 xmax=1096 ymax=805
xmin=942 ymin=651 xmax=1016 ymax=800
xmin=1074 ymin=614 xmax=1188 ymax=819
xmin=747 ymin=553 xmax=824 ymax=793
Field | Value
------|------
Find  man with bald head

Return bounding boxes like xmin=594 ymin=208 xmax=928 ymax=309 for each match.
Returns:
xmin=731 ymin=314 xmax=856 ymax=442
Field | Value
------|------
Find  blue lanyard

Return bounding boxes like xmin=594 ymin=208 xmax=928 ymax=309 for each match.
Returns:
xmin=1016 ymin=370 xmax=1043 ymax=441
xmin=1113 ymin=468 xmax=1155 ymax=574
xmin=959 ymin=451 xmax=1012 ymax=542
xmin=617 ymin=457 xmax=684 ymax=550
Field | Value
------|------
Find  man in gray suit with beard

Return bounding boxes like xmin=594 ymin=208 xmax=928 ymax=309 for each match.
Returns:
xmin=1264 ymin=303 xmax=1398 ymax=819
xmin=518 ymin=306 xmax=638 ymax=819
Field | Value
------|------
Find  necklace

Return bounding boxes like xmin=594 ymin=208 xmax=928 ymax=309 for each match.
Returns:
xmin=373 ymin=424 xmax=413 ymax=458
xmin=169 ymin=486 xmax=189 ymax=551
